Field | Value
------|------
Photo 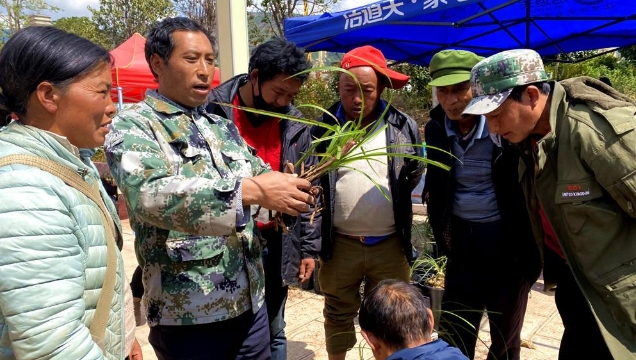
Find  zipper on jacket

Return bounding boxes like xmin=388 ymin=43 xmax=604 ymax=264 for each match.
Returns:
xmin=77 ymin=168 xmax=89 ymax=178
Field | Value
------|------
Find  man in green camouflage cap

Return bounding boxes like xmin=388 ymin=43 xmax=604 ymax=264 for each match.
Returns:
xmin=423 ymin=49 xmax=540 ymax=360
xmin=105 ymin=17 xmax=314 ymax=360
xmin=465 ymin=49 xmax=636 ymax=360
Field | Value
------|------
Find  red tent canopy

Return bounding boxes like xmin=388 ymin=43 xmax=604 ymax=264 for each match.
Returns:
xmin=110 ymin=33 xmax=220 ymax=104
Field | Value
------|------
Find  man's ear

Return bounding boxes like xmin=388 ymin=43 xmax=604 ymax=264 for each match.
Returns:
xmin=361 ymin=330 xmax=379 ymax=352
xmin=526 ymin=85 xmax=541 ymax=107
xmin=34 ymin=81 xmax=59 ymax=114
xmin=250 ymin=69 xmax=259 ymax=83
xmin=426 ymin=308 xmax=435 ymax=340
xmin=149 ymin=54 xmax=165 ymax=79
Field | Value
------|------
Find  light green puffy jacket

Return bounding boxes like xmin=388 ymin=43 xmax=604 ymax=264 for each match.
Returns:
xmin=0 ymin=122 xmax=126 ymax=360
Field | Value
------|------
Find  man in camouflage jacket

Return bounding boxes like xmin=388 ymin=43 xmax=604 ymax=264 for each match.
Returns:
xmin=105 ymin=17 xmax=314 ymax=360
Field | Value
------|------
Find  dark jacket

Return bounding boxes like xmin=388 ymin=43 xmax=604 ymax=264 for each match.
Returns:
xmin=314 ymin=102 xmax=424 ymax=262
xmin=519 ymin=78 xmax=636 ymax=358
xmin=423 ymin=105 xmax=541 ymax=282
xmin=206 ymin=74 xmax=321 ymax=286
xmin=386 ymin=340 xmax=469 ymax=360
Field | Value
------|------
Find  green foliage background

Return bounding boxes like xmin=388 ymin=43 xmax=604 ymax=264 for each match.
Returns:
xmin=53 ymin=16 xmax=109 ymax=49
xmin=295 ymin=52 xmax=636 ymax=129
xmin=88 ymin=0 xmax=175 ymax=50
xmin=546 ymin=53 xmax=636 ymax=99
xmin=294 ymin=63 xmax=433 ymax=126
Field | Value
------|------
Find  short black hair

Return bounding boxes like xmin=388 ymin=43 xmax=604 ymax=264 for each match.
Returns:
xmin=510 ymin=81 xmax=551 ymax=102
xmin=145 ymin=17 xmax=218 ymax=78
xmin=599 ymin=76 xmax=612 ymax=87
xmin=0 ymin=26 xmax=111 ymax=124
xmin=359 ymin=279 xmax=431 ymax=351
xmin=248 ymin=37 xmax=310 ymax=83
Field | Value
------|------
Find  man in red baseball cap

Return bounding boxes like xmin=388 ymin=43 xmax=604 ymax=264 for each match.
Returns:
xmin=312 ymin=45 xmax=424 ymax=360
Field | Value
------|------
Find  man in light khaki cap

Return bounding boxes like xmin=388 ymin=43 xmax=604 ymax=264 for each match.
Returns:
xmin=465 ymin=48 xmax=636 ymax=360
xmin=423 ymin=49 xmax=539 ymax=360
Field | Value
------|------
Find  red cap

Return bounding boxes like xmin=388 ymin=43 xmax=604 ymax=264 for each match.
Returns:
xmin=340 ymin=45 xmax=410 ymax=89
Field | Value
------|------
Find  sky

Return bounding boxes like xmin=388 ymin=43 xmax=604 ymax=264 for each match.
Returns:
xmin=48 ymin=0 xmax=99 ymax=19
xmin=47 ymin=0 xmax=378 ymax=20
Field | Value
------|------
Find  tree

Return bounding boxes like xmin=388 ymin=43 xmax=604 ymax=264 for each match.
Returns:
xmin=248 ymin=0 xmax=337 ymax=39
xmin=619 ymin=45 xmax=636 ymax=63
xmin=174 ymin=0 xmax=216 ymax=36
xmin=0 ymin=0 xmax=59 ymax=37
xmin=54 ymin=16 xmax=109 ymax=49
xmin=389 ymin=63 xmax=432 ymax=125
xmin=89 ymin=0 xmax=175 ymax=49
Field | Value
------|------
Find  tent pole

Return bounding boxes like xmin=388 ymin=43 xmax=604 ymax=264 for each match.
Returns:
xmin=117 ymin=86 xmax=124 ymax=110
xmin=526 ymin=0 xmax=530 ymax=48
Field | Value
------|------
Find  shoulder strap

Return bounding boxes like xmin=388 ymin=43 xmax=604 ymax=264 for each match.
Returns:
xmin=0 ymin=154 xmax=117 ymax=353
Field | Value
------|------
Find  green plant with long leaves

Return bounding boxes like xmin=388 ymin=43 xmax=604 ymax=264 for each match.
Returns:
xmin=215 ymin=66 xmax=448 ymax=176
xmin=410 ymin=253 xmax=447 ymax=289
xmin=211 ymin=64 xmax=451 ymax=228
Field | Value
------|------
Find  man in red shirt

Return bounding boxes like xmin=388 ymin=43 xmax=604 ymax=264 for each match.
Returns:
xmin=206 ymin=38 xmax=318 ymax=360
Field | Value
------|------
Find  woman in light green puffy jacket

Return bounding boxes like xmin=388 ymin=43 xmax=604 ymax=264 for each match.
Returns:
xmin=0 ymin=27 xmax=141 ymax=359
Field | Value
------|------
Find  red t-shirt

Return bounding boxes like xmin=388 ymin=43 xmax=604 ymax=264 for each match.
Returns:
xmin=232 ymin=94 xmax=281 ymax=229
xmin=232 ymin=94 xmax=281 ymax=171
xmin=540 ymin=205 xmax=566 ymax=259
xmin=531 ymin=137 xmax=566 ymax=259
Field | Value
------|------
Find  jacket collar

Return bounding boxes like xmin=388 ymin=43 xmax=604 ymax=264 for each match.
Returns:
xmin=534 ymin=81 xmax=565 ymax=159
xmin=208 ymin=74 xmax=306 ymax=137
xmin=208 ymin=74 xmax=247 ymax=108
xmin=43 ymin=130 xmax=81 ymax=158
xmin=430 ymin=104 xmax=501 ymax=148
xmin=324 ymin=100 xmax=406 ymax=128
xmin=386 ymin=340 xmax=451 ymax=360
xmin=144 ymin=90 xmax=207 ymax=117
xmin=1 ymin=122 xmax=89 ymax=171
xmin=429 ymin=104 xmax=446 ymax=125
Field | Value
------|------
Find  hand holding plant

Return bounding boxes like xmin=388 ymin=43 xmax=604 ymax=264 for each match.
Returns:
xmin=211 ymin=65 xmax=451 ymax=232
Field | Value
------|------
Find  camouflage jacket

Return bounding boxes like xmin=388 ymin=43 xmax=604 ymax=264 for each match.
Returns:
xmin=105 ymin=91 xmax=269 ymax=326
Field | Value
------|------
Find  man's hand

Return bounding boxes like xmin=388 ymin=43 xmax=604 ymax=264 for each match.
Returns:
xmin=298 ymin=258 xmax=316 ymax=284
xmin=129 ymin=338 xmax=143 ymax=360
xmin=242 ymin=172 xmax=314 ymax=216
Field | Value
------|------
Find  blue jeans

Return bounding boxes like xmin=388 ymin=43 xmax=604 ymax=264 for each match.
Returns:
xmin=263 ymin=236 xmax=289 ymax=360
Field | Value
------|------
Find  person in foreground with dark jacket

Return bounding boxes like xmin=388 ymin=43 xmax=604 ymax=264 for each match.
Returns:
xmin=423 ymin=50 xmax=540 ymax=360
xmin=359 ymin=279 xmax=468 ymax=360
xmin=313 ymin=45 xmax=424 ymax=360
xmin=206 ymin=37 xmax=320 ymax=360
xmin=464 ymin=48 xmax=636 ymax=360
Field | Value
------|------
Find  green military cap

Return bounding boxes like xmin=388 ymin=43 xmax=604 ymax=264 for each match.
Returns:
xmin=428 ymin=50 xmax=484 ymax=87
xmin=463 ymin=49 xmax=549 ymax=115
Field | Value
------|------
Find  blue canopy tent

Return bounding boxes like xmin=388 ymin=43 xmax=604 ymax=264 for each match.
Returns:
xmin=284 ymin=0 xmax=636 ymax=66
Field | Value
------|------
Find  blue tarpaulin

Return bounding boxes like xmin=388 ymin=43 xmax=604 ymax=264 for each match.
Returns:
xmin=284 ymin=0 xmax=636 ymax=66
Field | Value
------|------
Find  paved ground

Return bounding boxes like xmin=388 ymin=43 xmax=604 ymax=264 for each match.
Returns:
xmin=119 ymin=220 xmax=563 ymax=360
